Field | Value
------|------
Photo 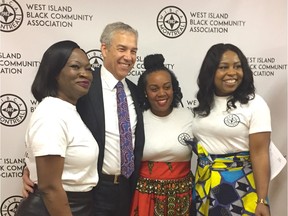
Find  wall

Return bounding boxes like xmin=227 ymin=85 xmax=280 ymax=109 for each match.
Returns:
xmin=0 ymin=0 xmax=287 ymax=215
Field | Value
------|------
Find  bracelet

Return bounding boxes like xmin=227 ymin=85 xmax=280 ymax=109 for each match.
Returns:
xmin=256 ymin=198 xmax=269 ymax=206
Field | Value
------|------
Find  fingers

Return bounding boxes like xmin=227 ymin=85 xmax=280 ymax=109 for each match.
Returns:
xmin=22 ymin=187 xmax=30 ymax=198
xmin=21 ymin=166 xmax=35 ymax=197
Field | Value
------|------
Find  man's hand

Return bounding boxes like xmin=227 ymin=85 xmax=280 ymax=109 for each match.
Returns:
xmin=22 ymin=166 xmax=34 ymax=197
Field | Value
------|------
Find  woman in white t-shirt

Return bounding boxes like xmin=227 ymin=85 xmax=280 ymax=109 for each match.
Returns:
xmin=130 ymin=54 xmax=194 ymax=216
xmin=191 ymin=43 xmax=271 ymax=216
xmin=16 ymin=40 xmax=99 ymax=216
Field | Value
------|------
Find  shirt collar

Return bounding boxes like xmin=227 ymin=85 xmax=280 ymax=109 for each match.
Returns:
xmin=101 ymin=66 xmax=126 ymax=91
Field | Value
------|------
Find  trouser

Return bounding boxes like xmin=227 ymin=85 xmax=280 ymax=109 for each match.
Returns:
xmin=93 ymin=174 xmax=131 ymax=216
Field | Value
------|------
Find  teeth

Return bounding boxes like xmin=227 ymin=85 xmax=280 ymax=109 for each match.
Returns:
xmin=121 ymin=62 xmax=129 ymax=66
xmin=157 ymin=99 xmax=167 ymax=105
xmin=121 ymin=64 xmax=130 ymax=68
xmin=225 ymin=79 xmax=236 ymax=83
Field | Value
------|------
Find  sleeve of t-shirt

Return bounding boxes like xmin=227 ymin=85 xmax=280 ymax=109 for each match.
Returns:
xmin=249 ymin=94 xmax=272 ymax=134
xmin=27 ymin=114 xmax=68 ymax=157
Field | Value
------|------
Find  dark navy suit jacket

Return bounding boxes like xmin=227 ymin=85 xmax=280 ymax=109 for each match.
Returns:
xmin=76 ymin=66 xmax=144 ymax=196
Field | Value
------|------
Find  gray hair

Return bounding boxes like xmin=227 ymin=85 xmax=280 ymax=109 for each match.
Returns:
xmin=100 ymin=22 xmax=138 ymax=47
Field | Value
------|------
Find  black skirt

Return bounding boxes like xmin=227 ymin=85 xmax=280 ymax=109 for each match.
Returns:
xmin=15 ymin=185 xmax=94 ymax=216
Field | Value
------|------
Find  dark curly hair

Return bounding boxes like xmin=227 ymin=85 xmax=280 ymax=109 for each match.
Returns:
xmin=137 ymin=54 xmax=183 ymax=111
xmin=193 ymin=43 xmax=255 ymax=117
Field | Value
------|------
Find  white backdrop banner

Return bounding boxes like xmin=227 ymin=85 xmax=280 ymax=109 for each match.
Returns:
xmin=1 ymin=0 xmax=287 ymax=215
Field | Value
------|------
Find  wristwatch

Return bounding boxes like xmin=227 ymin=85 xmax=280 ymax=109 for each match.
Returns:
xmin=256 ymin=198 xmax=269 ymax=206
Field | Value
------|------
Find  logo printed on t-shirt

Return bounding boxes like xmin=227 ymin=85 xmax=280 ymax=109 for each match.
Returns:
xmin=224 ymin=114 xmax=240 ymax=127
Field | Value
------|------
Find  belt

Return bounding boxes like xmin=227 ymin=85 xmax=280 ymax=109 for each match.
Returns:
xmin=101 ymin=174 xmax=126 ymax=184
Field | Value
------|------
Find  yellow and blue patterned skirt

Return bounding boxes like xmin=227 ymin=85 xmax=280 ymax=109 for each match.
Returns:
xmin=191 ymin=142 xmax=259 ymax=216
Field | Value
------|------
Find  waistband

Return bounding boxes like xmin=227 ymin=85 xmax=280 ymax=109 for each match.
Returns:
xmin=210 ymin=151 xmax=250 ymax=160
xmin=139 ymin=161 xmax=191 ymax=179
xmin=100 ymin=174 xmax=128 ymax=184
xmin=33 ymin=184 xmax=93 ymax=198
xmin=198 ymin=151 xmax=251 ymax=170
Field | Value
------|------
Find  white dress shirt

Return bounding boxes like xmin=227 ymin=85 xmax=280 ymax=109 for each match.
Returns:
xmin=101 ymin=67 xmax=137 ymax=175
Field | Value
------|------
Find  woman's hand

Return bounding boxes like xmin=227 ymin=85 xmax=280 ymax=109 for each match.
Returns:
xmin=255 ymin=202 xmax=270 ymax=216
xmin=21 ymin=166 xmax=35 ymax=197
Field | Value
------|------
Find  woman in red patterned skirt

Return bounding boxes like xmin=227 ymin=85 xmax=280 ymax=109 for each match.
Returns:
xmin=130 ymin=54 xmax=194 ymax=216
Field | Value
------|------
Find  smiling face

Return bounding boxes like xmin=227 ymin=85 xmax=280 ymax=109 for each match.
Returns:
xmin=145 ymin=70 xmax=174 ymax=117
xmin=214 ymin=50 xmax=243 ymax=96
xmin=101 ymin=31 xmax=137 ymax=80
xmin=56 ymin=48 xmax=93 ymax=105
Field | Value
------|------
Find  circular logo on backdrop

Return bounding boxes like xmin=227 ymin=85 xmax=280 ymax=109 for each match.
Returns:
xmin=86 ymin=49 xmax=103 ymax=69
xmin=0 ymin=0 xmax=24 ymax=32
xmin=0 ymin=94 xmax=28 ymax=127
xmin=0 ymin=195 xmax=23 ymax=216
xmin=157 ymin=6 xmax=187 ymax=38
xmin=224 ymin=114 xmax=240 ymax=127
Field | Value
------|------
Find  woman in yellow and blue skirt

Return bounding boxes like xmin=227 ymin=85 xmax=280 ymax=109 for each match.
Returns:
xmin=190 ymin=43 xmax=271 ymax=216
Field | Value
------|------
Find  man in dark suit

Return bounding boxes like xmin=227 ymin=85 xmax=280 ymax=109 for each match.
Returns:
xmin=77 ymin=22 xmax=144 ymax=216
xmin=22 ymin=22 xmax=144 ymax=216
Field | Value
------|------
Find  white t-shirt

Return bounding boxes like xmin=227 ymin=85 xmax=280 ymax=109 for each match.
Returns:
xmin=25 ymin=97 xmax=99 ymax=192
xmin=142 ymin=107 xmax=193 ymax=162
xmin=192 ymin=94 xmax=271 ymax=154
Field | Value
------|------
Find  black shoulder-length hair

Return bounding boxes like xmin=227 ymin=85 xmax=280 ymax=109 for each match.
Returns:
xmin=137 ymin=54 xmax=183 ymax=111
xmin=31 ymin=40 xmax=81 ymax=102
xmin=193 ymin=43 xmax=255 ymax=117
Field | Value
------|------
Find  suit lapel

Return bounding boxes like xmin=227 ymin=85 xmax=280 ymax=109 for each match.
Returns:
xmin=90 ymin=67 xmax=105 ymax=146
